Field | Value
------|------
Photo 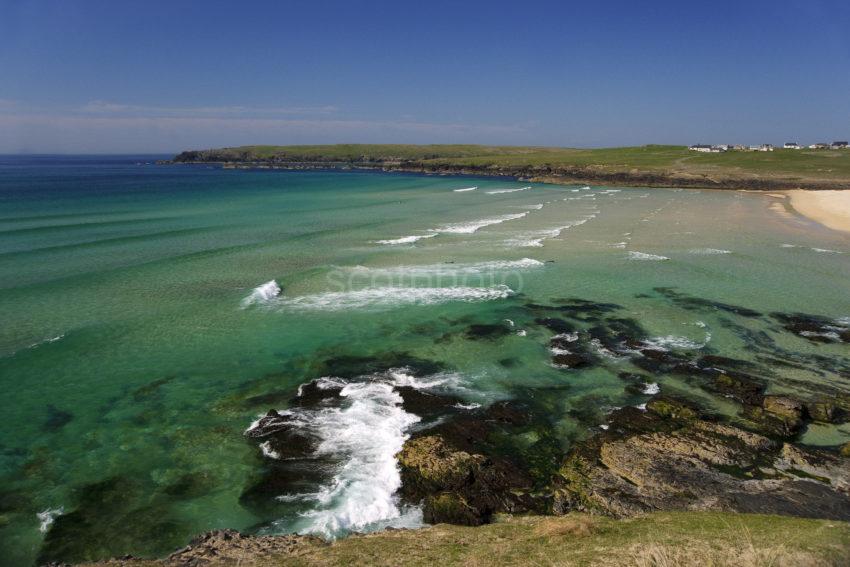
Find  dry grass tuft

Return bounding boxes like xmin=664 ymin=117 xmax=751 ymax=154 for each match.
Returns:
xmin=532 ymin=516 xmax=596 ymax=539
xmin=630 ymin=542 xmax=830 ymax=567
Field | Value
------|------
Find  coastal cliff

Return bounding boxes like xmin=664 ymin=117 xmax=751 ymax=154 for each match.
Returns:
xmin=167 ymin=144 xmax=850 ymax=191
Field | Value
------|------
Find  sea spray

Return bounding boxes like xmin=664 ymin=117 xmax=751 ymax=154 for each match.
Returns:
xmin=249 ymin=369 xmax=468 ymax=538
xmin=241 ymin=280 xmax=281 ymax=308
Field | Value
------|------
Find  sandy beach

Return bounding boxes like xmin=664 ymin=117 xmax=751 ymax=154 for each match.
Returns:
xmin=786 ymin=190 xmax=850 ymax=233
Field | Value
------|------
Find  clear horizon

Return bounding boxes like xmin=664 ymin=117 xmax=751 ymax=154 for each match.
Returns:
xmin=2 ymin=0 xmax=849 ymax=153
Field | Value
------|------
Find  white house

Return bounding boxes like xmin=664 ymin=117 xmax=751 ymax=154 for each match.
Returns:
xmin=832 ymin=141 xmax=849 ymax=149
xmin=758 ymin=144 xmax=775 ymax=152
xmin=809 ymin=143 xmax=829 ymax=149
xmin=689 ymin=144 xmax=726 ymax=153
xmin=784 ymin=142 xmax=802 ymax=149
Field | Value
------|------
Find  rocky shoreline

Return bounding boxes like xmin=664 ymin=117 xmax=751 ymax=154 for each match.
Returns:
xmin=161 ymin=155 xmax=850 ymax=191
xmin=72 ymin=291 xmax=850 ymax=565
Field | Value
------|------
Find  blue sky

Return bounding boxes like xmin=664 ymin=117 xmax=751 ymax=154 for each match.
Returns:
xmin=1 ymin=0 xmax=849 ymax=153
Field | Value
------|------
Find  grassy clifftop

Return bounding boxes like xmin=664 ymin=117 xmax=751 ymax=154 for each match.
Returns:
xmin=89 ymin=512 xmax=850 ymax=566
xmin=172 ymin=144 xmax=850 ymax=189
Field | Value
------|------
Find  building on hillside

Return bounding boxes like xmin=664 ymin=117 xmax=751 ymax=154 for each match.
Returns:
xmin=689 ymin=144 xmax=713 ymax=152
xmin=688 ymin=144 xmax=726 ymax=153
xmin=809 ymin=143 xmax=829 ymax=149
xmin=731 ymin=144 xmax=748 ymax=151
xmin=832 ymin=141 xmax=849 ymax=149
xmin=784 ymin=142 xmax=802 ymax=149
xmin=753 ymin=144 xmax=775 ymax=152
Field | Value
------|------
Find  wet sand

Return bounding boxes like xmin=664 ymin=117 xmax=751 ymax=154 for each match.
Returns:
xmin=786 ymin=190 xmax=850 ymax=233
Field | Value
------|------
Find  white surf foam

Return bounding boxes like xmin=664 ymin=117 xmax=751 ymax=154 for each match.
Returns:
xmin=345 ymin=258 xmax=543 ymax=278
xmin=433 ymin=212 xmax=528 ymax=234
xmin=453 ymin=186 xmax=477 ymax=192
xmin=642 ymin=335 xmax=707 ymax=350
xmin=241 ymin=280 xmax=282 ymax=308
xmin=688 ymin=248 xmax=732 ymax=255
xmin=627 ymin=251 xmax=670 ymax=261
xmin=485 ymin=186 xmax=531 ymax=194
xmin=642 ymin=382 xmax=660 ymax=395
xmin=523 ymin=203 xmax=544 ymax=210
xmin=273 ymin=285 xmax=514 ymax=311
xmin=375 ymin=233 xmax=437 ymax=245
xmin=288 ymin=381 xmax=422 ymax=537
xmin=37 ymin=507 xmax=63 ymax=534
xmin=28 ymin=334 xmax=65 ymax=349
xmin=504 ymin=218 xmax=591 ymax=248
xmin=259 ymin=441 xmax=281 ymax=460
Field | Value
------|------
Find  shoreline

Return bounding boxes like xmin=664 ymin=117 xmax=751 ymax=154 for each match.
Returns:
xmin=786 ymin=189 xmax=850 ymax=233
xmin=161 ymin=160 xmax=850 ymax=192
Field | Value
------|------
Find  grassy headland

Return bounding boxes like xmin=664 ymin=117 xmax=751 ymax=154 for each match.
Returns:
xmin=170 ymin=144 xmax=850 ymax=190
xmin=88 ymin=512 xmax=850 ymax=566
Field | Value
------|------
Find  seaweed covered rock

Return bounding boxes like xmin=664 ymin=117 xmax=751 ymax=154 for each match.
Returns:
xmin=396 ymin=433 xmax=539 ymax=525
xmin=551 ymin=401 xmax=850 ymax=521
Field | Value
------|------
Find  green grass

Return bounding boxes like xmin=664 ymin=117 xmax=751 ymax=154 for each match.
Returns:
xmin=91 ymin=512 xmax=850 ymax=566
xmin=176 ymin=144 xmax=850 ymax=183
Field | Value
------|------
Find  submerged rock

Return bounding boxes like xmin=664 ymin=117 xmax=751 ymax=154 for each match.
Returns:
xmin=771 ymin=312 xmax=850 ymax=344
xmin=464 ymin=323 xmax=512 ymax=340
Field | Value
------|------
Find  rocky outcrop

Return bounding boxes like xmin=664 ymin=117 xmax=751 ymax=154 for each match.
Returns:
xmin=551 ymin=400 xmax=850 ymax=520
xmin=396 ymin=434 xmax=536 ymax=525
xmin=165 ymin=529 xmax=321 ymax=566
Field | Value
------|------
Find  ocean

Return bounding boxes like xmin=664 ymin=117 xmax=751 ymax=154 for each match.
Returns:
xmin=1 ymin=156 xmax=849 ymax=564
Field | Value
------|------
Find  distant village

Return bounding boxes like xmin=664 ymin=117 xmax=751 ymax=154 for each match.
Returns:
xmin=689 ymin=141 xmax=848 ymax=153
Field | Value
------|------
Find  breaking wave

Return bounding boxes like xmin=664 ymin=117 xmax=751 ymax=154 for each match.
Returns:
xmin=248 ymin=369 xmax=469 ymax=538
xmin=375 ymin=233 xmax=437 ymax=245
xmin=241 ymin=280 xmax=282 ymax=308
xmin=642 ymin=335 xmax=709 ymax=350
xmin=344 ymin=258 xmax=544 ymax=278
xmin=627 ymin=251 xmax=670 ymax=261
xmin=452 ymin=186 xmax=477 ymax=192
xmin=271 ymin=285 xmax=514 ymax=311
xmin=433 ymin=212 xmax=528 ymax=234
xmin=688 ymin=248 xmax=732 ymax=255
xmin=485 ymin=186 xmax=531 ymax=194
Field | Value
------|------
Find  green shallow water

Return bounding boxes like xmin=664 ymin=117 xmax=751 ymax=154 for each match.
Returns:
xmin=1 ymin=157 xmax=849 ymax=564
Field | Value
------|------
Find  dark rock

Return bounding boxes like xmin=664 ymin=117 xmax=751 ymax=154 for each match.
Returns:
xmin=710 ymin=372 xmax=766 ymax=406
xmin=131 ymin=376 xmax=177 ymax=402
xmin=552 ymin=352 xmax=593 ymax=369
xmin=38 ymin=477 xmax=186 ymax=564
xmin=45 ymin=405 xmax=73 ymax=431
xmin=806 ymin=400 xmax=845 ymax=423
xmin=552 ymin=411 xmax=850 ymax=521
xmin=464 ymin=324 xmax=512 ymax=340
xmin=314 ymin=352 xmax=443 ymax=379
xmin=395 ymin=386 xmax=464 ymax=418
xmin=244 ymin=410 xmax=317 ymax=459
xmin=423 ymin=492 xmax=486 ymax=525
xmin=534 ymin=318 xmax=576 ymax=334
xmin=162 ymin=473 xmax=216 ymax=499
xmin=771 ymin=312 xmax=850 ymax=344
xmin=654 ymin=287 xmax=762 ymax=318
xmin=396 ymin=435 xmax=537 ymax=526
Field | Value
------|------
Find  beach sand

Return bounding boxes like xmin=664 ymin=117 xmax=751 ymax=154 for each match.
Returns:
xmin=786 ymin=190 xmax=850 ymax=233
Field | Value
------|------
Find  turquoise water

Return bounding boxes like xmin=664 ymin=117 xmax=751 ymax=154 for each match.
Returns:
xmin=1 ymin=156 xmax=849 ymax=564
